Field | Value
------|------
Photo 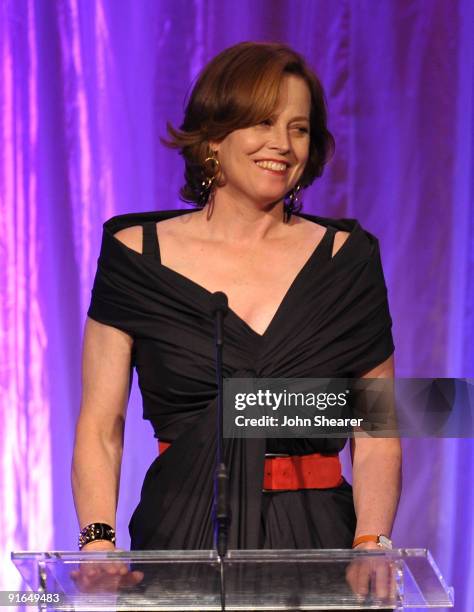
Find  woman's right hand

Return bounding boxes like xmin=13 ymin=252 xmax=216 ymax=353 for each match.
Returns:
xmin=70 ymin=540 xmax=144 ymax=593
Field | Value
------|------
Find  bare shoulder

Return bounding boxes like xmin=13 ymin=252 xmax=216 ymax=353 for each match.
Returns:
xmin=293 ymin=216 xmax=350 ymax=257
xmin=113 ymin=225 xmax=143 ymax=254
xmin=291 ymin=216 xmax=327 ymax=241
xmin=295 ymin=217 xmax=350 ymax=257
xmin=154 ymin=213 xmax=206 ymax=255
xmin=332 ymin=230 xmax=351 ymax=258
xmin=156 ymin=212 xmax=200 ymax=236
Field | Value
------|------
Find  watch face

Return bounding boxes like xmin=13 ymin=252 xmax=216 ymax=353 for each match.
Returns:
xmin=378 ymin=535 xmax=393 ymax=549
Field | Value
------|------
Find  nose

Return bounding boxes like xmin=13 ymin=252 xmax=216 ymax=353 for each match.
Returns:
xmin=267 ymin=125 xmax=291 ymax=154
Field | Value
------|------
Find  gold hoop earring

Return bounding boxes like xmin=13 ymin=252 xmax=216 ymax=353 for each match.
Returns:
xmin=199 ymin=150 xmax=220 ymax=206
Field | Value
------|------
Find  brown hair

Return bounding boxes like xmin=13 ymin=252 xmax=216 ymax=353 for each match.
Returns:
xmin=162 ymin=41 xmax=335 ymax=207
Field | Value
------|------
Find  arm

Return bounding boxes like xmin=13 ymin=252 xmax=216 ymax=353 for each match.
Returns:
xmin=350 ymin=354 xmax=402 ymax=548
xmin=71 ymin=316 xmax=133 ymax=550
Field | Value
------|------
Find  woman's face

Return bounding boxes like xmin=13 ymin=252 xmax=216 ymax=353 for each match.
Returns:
xmin=211 ymin=74 xmax=311 ymax=207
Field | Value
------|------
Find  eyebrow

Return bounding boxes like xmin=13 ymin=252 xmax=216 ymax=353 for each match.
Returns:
xmin=289 ymin=116 xmax=310 ymax=122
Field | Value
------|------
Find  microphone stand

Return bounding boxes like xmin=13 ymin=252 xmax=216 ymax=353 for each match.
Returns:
xmin=210 ymin=292 xmax=230 ymax=612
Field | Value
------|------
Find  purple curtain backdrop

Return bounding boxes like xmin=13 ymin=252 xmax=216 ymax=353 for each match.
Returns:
xmin=1 ymin=0 xmax=473 ymax=610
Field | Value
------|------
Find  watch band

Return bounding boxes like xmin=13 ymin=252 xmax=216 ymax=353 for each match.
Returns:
xmin=352 ymin=534 xmax=393 ymax=549
xmin=78 ymin=522 xmax=116 ymax=550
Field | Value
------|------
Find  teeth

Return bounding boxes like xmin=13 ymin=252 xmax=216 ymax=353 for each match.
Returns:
xmin=255 ymin=160 xmax=287 ymax=171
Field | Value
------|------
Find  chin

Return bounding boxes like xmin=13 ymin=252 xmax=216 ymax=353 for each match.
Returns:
xmin=253 ymin=189 xmax=288 ymax=205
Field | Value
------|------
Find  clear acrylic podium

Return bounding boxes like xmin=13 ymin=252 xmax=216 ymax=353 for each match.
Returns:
xmin=12 ymin=548 xmax=454 ymax=611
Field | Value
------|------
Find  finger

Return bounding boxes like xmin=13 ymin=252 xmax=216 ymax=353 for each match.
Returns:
xmin=356 ymin=562 xmax=372 ymax=597
xmin=103 ymin=563 xmax=126 ymax=575
xmin=75 ymin=576 xmax=92 ymax=592
xmin=130 ymin=570 xmax=144 ymax=582
xmin=118 ymin=571 xmax=142 ymax=584
xmin=101 ymin=563 xmax=134 ymax=579
xmin=83 ymin=565 xmax=97 ymax=577
xmin=389 ymin=563 xmax=397 ymax=599
xmin=81 ymin=575 xmax=92 ymax=587
xmin=345 ymin=563 xmax=359 ymax=593
xmin=374 ymin=562 xmax=390 ymax=600
xmin=345 ymin=562 xmax=366 ymax=603
xmin=92 ymin=575 xmax=122 ymax=593
xmin=120 ymin=571 xmax=145 ymax=588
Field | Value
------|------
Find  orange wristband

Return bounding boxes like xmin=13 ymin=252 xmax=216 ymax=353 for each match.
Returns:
xmin=352 ymin=534 xmax=379 ymax=548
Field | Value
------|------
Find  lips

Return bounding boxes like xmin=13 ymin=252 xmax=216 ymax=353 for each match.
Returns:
xmin=254 ymin=160 xmax=289 ymax=174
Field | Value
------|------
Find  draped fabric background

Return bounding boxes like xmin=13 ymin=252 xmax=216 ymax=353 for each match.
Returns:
xmin=0 ymin=0 xmax=473 ymax=610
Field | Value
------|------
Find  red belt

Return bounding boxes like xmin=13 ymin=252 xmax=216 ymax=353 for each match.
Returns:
xmin=158 ymin=441 xmax=343 ymax=491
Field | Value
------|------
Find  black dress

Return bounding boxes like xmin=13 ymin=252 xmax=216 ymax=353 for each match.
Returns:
xmin=87 ymin=208 xmax=394 ymax=551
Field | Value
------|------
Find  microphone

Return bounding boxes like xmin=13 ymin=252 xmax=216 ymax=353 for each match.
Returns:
xmin=210 ymin=292 xmax=230 ymax=563
xmin=210 ymin=291 xmax=229 ymax=315
xmin=210 ymin=292 xmax=228 ymax=347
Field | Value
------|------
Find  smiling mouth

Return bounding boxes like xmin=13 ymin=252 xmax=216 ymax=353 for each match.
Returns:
xmin=254 ymin=160 xmax=289 ymax=174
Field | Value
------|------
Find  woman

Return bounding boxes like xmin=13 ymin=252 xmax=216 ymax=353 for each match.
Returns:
xmin=72 ymin=41 xmax=401 ymax=587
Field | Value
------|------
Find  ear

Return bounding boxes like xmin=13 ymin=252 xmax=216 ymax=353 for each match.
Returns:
xmin=207 ymin=139 xmax=220 ymax=154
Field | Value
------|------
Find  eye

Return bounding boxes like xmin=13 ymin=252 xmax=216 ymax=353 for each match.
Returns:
xmin=294 ymin=126 xmax=309 ymax=134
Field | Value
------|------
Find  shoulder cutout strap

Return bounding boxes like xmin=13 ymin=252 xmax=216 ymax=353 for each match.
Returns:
xmin=324 ymin=225 xmax=337 ymax=260
xmin=142 ymin=221 xmax=160 ymax=259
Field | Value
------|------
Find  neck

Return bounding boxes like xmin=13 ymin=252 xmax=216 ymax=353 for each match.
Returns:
xmin=197 ymin=189 xmax=291 ymax=244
